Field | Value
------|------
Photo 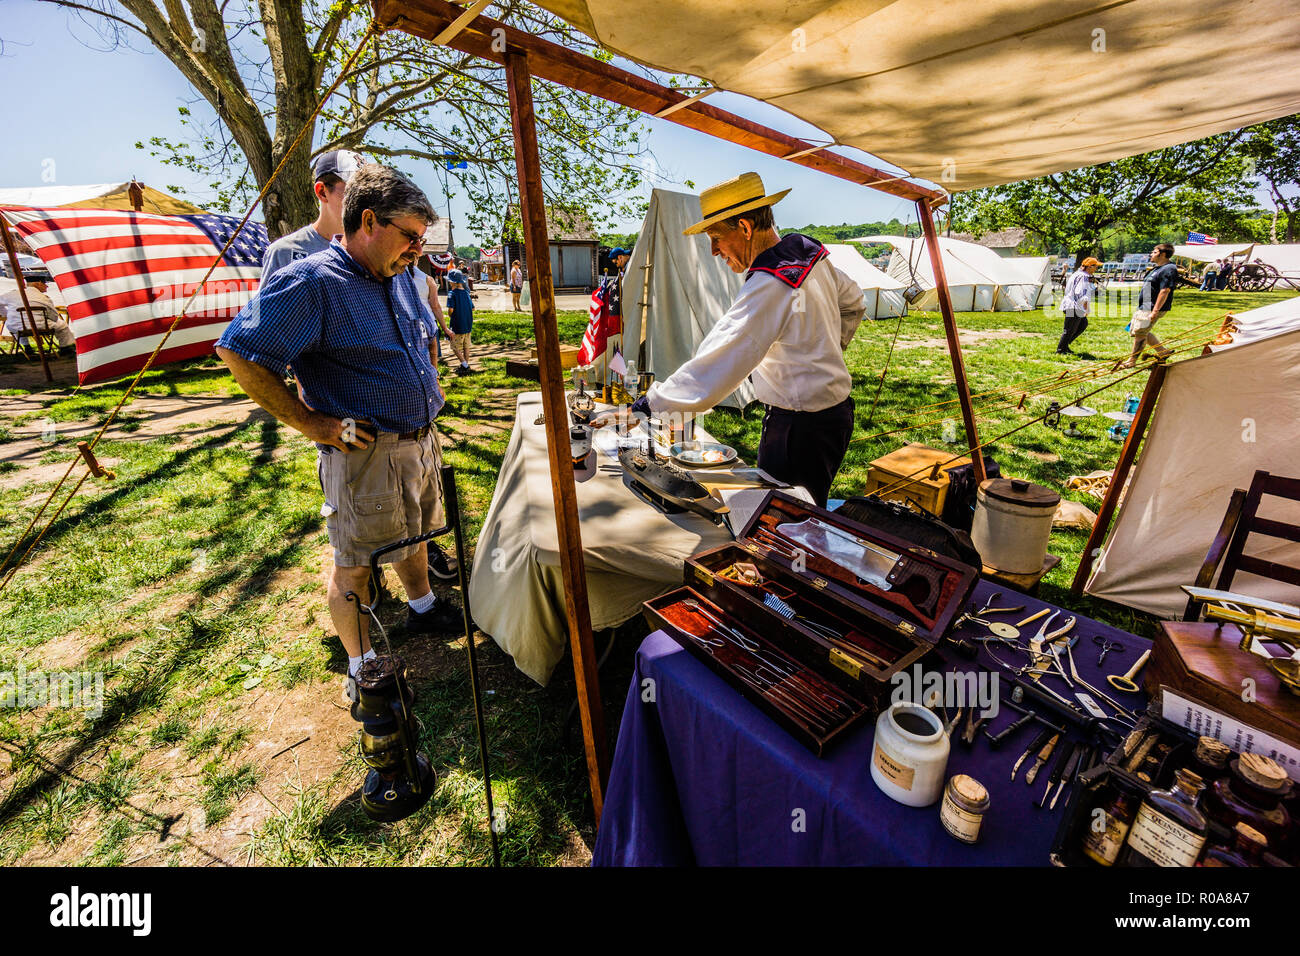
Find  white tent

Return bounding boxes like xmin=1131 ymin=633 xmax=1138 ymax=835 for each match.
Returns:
xmin=1004 ymin=256 xmax=1055 ymax=308
xmin=1173 ymin=243 xmax=1300 ymax=278
xmin=622 ymin=188 xmax=752 ymax=409
xmin=855 ymin=235 xmax=1048 ymax=312
xmin=1085 ymin=328 xmax=1300 ymax=617
xmin=1210 ymin=294 xmax=1300 ymax=352
xmin=824 ymin=243 xmax=907 ymax=320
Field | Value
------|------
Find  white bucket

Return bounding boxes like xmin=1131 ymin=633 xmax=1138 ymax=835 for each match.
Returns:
xmin=971 ymin=478 xmax=1059 ymax=574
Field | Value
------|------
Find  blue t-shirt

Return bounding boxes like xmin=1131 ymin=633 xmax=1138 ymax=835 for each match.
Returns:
xmin=447 ymin=287 xmax=474 ymax=335
xmin=218 ymin=241 xmax=443 ymax=434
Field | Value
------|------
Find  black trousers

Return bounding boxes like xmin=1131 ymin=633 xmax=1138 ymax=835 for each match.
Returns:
xmin=1058 ymin=311 xmax=1088 ymax=352
xmin=757 ymin=396 xmax=855 ymax=508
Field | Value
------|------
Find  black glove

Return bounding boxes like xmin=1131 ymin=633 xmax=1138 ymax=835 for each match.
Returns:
xmin=629 ymin=394 xmax=652 ymax=418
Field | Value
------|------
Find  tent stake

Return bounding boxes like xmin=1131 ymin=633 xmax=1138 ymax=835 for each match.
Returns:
xmin=1071 ymin=361 xmax=1168 ymax=594
xmin=916 ymin=200 xmax=984 ymax=482
xmin=504 ymin=49 xmax=610 ymax=821
xmin=0 ymin=213 xmax=53 ymax=383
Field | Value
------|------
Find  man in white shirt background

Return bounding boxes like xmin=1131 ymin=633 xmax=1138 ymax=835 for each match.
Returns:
xmin=596 ymin=172 xmax=866 ymax=506
xmin=1057 ymin=256 xmax=1101 ymax=356
xmin=1 ymin=277 xmax=75 ymax=359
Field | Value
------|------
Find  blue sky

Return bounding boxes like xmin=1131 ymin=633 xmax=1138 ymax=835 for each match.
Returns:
xmin=0 ymin=1 xmax=927 ymax=245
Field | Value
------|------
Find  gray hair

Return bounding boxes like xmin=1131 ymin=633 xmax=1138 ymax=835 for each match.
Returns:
xmin=342 ymin=164 xmax=437 ymax=235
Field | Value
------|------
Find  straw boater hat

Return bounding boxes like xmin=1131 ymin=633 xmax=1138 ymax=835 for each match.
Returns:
xmin=682 ymin=172 xmax=790 ymax=236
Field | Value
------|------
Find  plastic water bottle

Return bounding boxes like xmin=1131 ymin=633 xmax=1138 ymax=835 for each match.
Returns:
xmin=625 ymin=359 xmax=638 ymax=400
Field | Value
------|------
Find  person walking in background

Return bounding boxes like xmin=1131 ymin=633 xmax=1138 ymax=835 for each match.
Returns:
xmin=1199 ymin=258 xmax=1221 ymax=291
xmin=510 ymin=259 xmax=524 ymax=311
xmin=447 ymin=269 xmax=475 ymax=374
xmin=1056 ymin=256 xmax=1101 ymax=356
xmin=1120 ymin=242 xmax=1178 ymax=367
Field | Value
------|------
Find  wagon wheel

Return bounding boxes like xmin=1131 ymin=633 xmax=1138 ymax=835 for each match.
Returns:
xmin=1237 ymin=264 xmax=1271 ymax=292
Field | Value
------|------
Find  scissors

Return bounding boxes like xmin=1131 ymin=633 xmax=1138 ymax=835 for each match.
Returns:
xmin=1093 ymin=635 xmax=1124 ymax=666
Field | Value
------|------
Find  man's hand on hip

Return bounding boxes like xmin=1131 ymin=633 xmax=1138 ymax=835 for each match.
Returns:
xmin=301 ymin=412 xmax=376 ymax=452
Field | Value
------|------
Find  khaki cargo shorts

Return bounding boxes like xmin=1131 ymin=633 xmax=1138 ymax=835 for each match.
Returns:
xmin=317 ymin=429 xmax=444 ymax=567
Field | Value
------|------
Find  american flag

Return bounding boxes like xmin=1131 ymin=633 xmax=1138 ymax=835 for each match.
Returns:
xmin=1187 ymin=232 xmax=1218 ymax=245
xmin=577 ymin=279 xmax=620 ymax=365
xmin=0 ymin=206 xmax=267 ymax=385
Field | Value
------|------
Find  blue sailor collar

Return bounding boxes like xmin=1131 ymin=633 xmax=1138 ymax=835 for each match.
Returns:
xmin=746 ymin=233 xmax=827 ymax=289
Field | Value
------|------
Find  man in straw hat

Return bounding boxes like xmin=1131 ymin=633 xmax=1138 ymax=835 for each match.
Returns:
xmin=594 ymin=172 xmax=865 ymax=506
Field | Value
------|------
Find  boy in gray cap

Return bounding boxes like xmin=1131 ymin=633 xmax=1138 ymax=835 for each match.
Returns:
xmin=262 ymin=149 xmax=366 ymax=278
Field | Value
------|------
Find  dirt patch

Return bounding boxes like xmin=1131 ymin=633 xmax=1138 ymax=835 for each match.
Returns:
xmin=896 ymin=329 xmax=1038 ymax=350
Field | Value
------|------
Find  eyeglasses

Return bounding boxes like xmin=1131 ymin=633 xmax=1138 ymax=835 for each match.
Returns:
xmin=376 ymin=215 xmax=426 ymax=249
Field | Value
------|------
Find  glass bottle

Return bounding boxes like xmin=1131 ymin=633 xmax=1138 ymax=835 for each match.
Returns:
xmin=1203 ymin=753 xmax=1292 ymax=852
xmin=1081 ymin=790 xmax=1135 ymax=866
xmin=1119 ymin=768 xmax=1208 ymax=867
xmin=1201 ymin=822 xmax=1267 ymax=867
xmin=1190 ymin=736 xmax=1231 ymax=787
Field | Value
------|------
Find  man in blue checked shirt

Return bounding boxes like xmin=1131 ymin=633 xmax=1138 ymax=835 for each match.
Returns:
xmin=216 ymin=165 xmax=461 ymax=708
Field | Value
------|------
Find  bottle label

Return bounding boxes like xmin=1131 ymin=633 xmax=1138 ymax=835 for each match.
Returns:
xmin=1081 ymin=811 xmax=1130 ymax=865
xmin=873 ymin=744 xmax=915 ymax=791
xmin=1126 ymin=803 xmax=1206 ymax=867
xmin=940 ymin=791 xmax=983 ymax=843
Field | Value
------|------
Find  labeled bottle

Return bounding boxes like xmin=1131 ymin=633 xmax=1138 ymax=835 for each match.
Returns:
xmin=1204 ymin=753 xmax=1292 ymax=852
xmin=1081 ymin=790 xmax=1135 ymax=866
xmin=1201 ymin=822 xmax=1268 ymax=867
xmin=1118 ymin=768 xmax=1208 ymax=867
xmin=1190 ymin=736 xmax=1232 ymax=787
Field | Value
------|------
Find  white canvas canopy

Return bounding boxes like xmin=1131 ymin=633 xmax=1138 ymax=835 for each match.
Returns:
xmin=0 ymin=183 xmax=205 ymax=215
xmin=1004 ymin=256 xmax=1055 ymax=308
xmin=533 ymin=0 xmax=1300 ymax=190
xmin=855 ymin=235 xmax=1048 ymax=312
xmin=1173 ymin=243 xmax=1300 ymax=277
xmin=1211 ymin=294 xmax=1300 ymax=352
xmin=1085 ymin=328 xmax=1300 ymax=617
xmin=622 ymin=188 xmax=752 ymax=409
xmin=824 ymin=243 xmax=907 ymax=320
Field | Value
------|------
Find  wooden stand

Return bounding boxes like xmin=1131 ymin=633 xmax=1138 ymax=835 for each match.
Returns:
xmin=1148 ymin=621 xmax=1300 ymax=748
xmin=981 ymin=553 xmax=1061 ymax=596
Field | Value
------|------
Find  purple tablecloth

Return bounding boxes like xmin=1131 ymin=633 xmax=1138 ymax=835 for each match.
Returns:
xmin=592 ymin=580 xmax=1148 ymax=866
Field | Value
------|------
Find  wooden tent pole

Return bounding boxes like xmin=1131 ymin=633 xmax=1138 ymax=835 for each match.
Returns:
xmin=916 ymin=200 xmax=984 ymax=482
xmin=0 ymin=214 xmax=53 ymax=382
xmin=1071 ymin=361 xmax=1168 ymax=593
xmin=504 ymin=49 xmax=609 ymax=820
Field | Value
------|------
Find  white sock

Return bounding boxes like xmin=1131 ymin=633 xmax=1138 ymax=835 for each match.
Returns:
xmin=362 ymin=648 xmax=377 ymax=662
xmin=408 ymin=591 xmax=436 ymax=614
xmin=348 ymin=654 xmax=363 ymax=677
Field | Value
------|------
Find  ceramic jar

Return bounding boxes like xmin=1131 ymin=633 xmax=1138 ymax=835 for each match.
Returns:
xmin=870 ymin=701 xmax=950 ymax=807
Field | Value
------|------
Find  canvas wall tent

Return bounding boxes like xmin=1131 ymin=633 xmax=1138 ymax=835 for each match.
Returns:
xmin=529 ymin=1 xmax=1300 ymax=191
xmin=0 ymin=183 xmax=205 ymax=215
xmin=857 ymin=235 xmax=1048 ymax=312
xmin=1004 ymin=256 xmax=1055 ymax=308
xmin=1085 ymin=328 xmax=1300 ymax=618
xmin=1173 ymin=243 xmax=1300 ymax=277
xmin=824 ymin=244 xmax=907 ymax=320
xmin=1210 ymin=293 xmax=1300 ymax=352
xmin=622 ymin=188 xmax=752 ymax=409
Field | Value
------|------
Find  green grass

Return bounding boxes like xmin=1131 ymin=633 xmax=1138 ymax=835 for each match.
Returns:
xmin=0 ymin=292 xmax=1291 ymax=865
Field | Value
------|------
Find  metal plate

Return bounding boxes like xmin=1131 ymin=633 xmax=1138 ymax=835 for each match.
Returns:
xmin=669 ymin=441 xmax=738 ymax=467
xmin=987 ymin=622 xmax=1019 ymax=639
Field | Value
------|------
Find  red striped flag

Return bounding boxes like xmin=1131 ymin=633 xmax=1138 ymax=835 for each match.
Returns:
xmin=577 ymin=280 xmax=620 ymax=365
xmin=1 ymin=206 xmax=267 ymax=385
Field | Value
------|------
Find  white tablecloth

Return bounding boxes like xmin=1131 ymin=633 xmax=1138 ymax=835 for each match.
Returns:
xmin=469 ymin=391 xmax=804 ymax=685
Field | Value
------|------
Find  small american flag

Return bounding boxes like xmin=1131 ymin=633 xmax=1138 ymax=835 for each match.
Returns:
xmin=577 ymin=279 xmax=620 ymax=365
xmin=1 ymin=206 xmax=267 ymax=384
xmin=1187 ymin=232 xmax=1218 ymax=245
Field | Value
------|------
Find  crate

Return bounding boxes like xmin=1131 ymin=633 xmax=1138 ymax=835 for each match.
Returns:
xmin=864 ymin=443 xmax=972 ymax=516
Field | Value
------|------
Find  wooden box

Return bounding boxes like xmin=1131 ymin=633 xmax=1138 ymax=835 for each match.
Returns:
xmin=1148 ymin=621 xmax=1300 ymax=750
xmin=645 ymin=491 xmax=978 ymax=753
xmin=531 ymin=344 xmax=582 ymax=369
xmin=863 ymin=443 xmax=972 ymax=516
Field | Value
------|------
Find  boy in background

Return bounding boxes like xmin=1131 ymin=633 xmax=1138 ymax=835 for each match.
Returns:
xmin=446 ymin=269 xmax=475 ymax=374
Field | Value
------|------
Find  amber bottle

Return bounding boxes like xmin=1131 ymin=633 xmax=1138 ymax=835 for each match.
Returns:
xmin=1081 ymin=790 xmax=1135 ymax=867
xmin=1201 ymin=822 xmax=1268 ymax=867
xmin=1119 ymin=769 xmax=1208 ymax=867
xmin=1203 ymin=753 xmax=1292 ymax=853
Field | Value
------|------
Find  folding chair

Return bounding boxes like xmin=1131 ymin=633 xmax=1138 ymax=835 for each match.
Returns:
xmin=1183 ymin=470 xmax=1300 ymax=620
